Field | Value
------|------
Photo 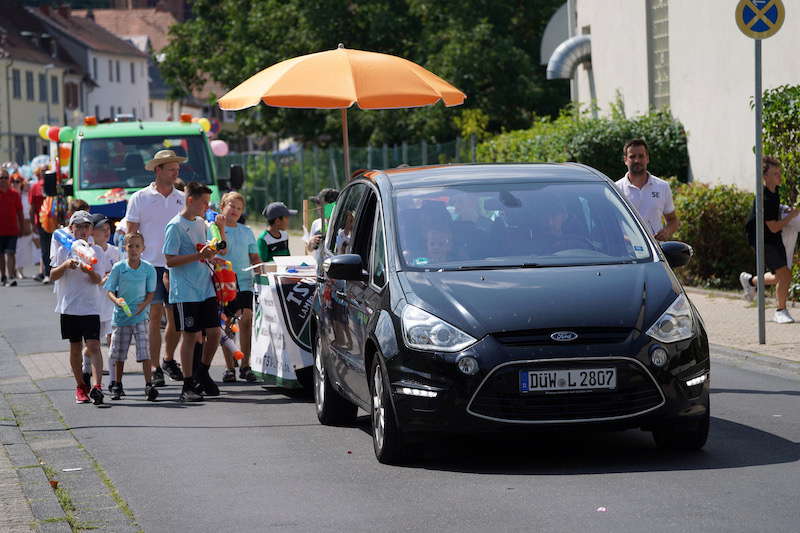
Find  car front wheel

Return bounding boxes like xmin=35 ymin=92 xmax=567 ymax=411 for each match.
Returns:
xmin=313 ymin=333 xmax=357 ymax=425
xmin=370 ymin=356 xmax=405 ymax=465
xmin=652 ymin=401 xmax=710 ymax=451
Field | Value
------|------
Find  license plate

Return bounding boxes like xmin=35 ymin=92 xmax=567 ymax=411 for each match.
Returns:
xmin=519 ymin=368 xmax=617 ymax=393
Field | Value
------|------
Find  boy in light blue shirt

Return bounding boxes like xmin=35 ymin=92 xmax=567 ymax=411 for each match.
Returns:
xmin=104 ymin=232 xmax=157 ymax=401
xmin=163 ymin=181 xmax=223 ymax=402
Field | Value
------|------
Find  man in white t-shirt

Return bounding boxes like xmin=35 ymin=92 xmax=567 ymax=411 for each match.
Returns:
xmin=615 ymin=139 xmax=679 ymax=241
xmin=125 ymin=150 xmax=186 ymax=386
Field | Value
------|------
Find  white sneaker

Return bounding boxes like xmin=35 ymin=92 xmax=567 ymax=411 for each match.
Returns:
xmin=739 ymin=272 xmax=756 ymax=301
xmin=42 ymin=276 xmax=50 ymax=285
xmin=774 ymin=309 xmax=795 ymax=324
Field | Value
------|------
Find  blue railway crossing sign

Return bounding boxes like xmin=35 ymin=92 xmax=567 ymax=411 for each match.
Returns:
xmin=736 ymin=0 xmax=784 ymax=39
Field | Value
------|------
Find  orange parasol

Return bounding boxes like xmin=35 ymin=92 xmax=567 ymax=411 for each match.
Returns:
xmin=218 ymin=44 xmax=465 ymax=177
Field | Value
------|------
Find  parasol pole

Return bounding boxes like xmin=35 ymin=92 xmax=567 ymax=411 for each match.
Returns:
xmin=341 ymin=108 xmax=351 ymax=181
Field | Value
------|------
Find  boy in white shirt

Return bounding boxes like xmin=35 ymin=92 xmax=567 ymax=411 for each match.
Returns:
xmin=50 ymin=211 xmax=106 ymax=405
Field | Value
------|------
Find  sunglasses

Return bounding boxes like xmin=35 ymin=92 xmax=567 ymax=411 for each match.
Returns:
xmin=0 ymin=176 xmax=9 ymax=181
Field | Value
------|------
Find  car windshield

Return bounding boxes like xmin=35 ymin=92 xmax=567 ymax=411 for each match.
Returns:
xmin=78 ymin=135 xmax=211 ymax=190
xmin=393 ymin=181 xmax=653 ymax=270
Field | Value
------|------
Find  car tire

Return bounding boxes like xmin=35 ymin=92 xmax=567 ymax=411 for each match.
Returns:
xmin=313 ymin=333 xmax=357 ymax=425
xmin=370 ymin=356 xmax=405 ymax=465
xmin=652 ymin=401 xmax=710 ymax=451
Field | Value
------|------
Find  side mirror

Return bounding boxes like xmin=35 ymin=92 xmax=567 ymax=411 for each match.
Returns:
xmin=229 ymin=165 xmax=244 ymax=190
xmin=324 ymin=254 xmax=367 ymax=281
xmin=44 ymin=170 xmax=57 ymax=196
xmin=661 ymin=241 xmax=693 ymax=268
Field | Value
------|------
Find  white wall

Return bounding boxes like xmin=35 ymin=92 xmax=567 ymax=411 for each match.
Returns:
xmin=574 ymin=0 xmax=800 ymax=191
xmin=86 ymin=51 xmax=149 ymax=121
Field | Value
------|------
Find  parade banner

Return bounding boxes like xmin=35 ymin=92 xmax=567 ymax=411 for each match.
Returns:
xmin=251 ymin=273 xmax=316 ymax=387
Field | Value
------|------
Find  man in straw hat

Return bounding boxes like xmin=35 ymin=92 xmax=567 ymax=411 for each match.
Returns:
xmin=124 ymin=150 xmax=187 ymax=388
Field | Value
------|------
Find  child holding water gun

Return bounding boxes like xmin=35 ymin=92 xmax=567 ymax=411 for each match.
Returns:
xmin=104 ymin=232 xmax=158 ymax=401
xmin=50 ymin=211 xmax=105 ymax=405
xmin=212 ymin=192 xmax=259 ymax=382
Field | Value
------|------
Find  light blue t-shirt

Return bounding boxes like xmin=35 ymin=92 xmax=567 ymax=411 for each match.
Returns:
xmin=210 ymin=223 xmax=257 ymax=292
xmin=104 ymin=259 xmax=157 ymax=326
xmin=163 ymin=214 xmax=215 ymax=303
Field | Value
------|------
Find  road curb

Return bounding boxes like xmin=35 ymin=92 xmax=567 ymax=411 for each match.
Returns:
xmin=711 ymin=343 xmax=800 ymax=377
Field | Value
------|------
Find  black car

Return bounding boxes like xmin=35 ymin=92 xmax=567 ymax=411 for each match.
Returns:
xmin=311 ymin=164 xmax=709 ymax=464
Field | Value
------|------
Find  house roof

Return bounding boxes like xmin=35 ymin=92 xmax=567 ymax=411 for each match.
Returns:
xmin=28 ymin=6 xmax=147 ymax=59
xmin=73 ymin=8 xmax=177 ymax=53
xmin=0 ymin=3 xmax=84 ymax=76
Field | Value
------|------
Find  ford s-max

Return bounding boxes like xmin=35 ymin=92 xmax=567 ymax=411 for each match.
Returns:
xmin=311 ymin=164 xmax=709 ymax=464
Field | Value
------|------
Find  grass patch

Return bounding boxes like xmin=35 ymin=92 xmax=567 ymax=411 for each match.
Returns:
xmin=90 ymin=458 xmax=139 ymax=526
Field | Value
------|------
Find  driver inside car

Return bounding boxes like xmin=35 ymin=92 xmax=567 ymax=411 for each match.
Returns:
xmin=82 ymin=149 xmax=118 ymax=187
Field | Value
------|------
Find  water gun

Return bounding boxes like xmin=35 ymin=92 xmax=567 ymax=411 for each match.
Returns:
xmin=199 ymin=209 xmax=227 ymax=252
xmin=116 ymin=297 xmax=133 ymax=317
xmin=53 ymin=228 xmax=97 ymax=271
xmin=213 ymin=261 xmax=237 ymax=305
xmin=221 ymin=333 xmax=244 ymax=361
xmin=220 ymin=312 xmax=240 ymax=334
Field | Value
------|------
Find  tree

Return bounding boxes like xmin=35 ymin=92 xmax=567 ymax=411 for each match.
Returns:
xmin=160 ymin=0 xmax=568 ymax=145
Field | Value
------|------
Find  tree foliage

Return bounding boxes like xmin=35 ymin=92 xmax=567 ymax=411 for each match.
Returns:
xmin=160 ymin=0 xmax=567 ymax=145
xmin=761 ymin=84 xmax=800 ymax=206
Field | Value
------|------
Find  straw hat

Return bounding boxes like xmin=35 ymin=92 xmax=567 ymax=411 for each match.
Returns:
xmin=145 ymin=149 xmax=187 ymax=171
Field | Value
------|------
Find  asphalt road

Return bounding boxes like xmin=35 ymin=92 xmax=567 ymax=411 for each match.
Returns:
xmin=2 ymin=279 xmax=799 ymax=532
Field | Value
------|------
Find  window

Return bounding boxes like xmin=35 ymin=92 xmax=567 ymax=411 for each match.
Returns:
xmin=149 ymin=102 xmax=153 ymax=118
xmin=14 ymin=136 xmax=26 ymax=163
xmin=110 ymin=105 xmax=115 ymax=119
xmin=51 ymin=76 xmax=59 ymax=104
xmin=328 ymin=183 xmax=367 ymax=254
xmin=371 ymin=211 xmax=387 ymax=288
xmin=28 ymin=137 xmax=39 ymax=162
xmin=108 ymin=59 xmax=113 ymax=81
xmin=130 ymin=62 xmax=135 ymax=83
xmin=117 ymin=106 xmax=122 ymax=114
xmin=38 ymin=74 xmax=47 ymax=102
xmin=132 ymin=107 xmax=136 ymax=119
xmin=25 ymin=71 xmax=34 ymax=100
xmin=65 ymin=82 xmax=78 ymax=110
xmin=93 ymin=57 xmax=98 ymax=80
xmin=116 ymin=61 xmax=120 ymax=82
xmin=12 ymin=69 xmax=21 ymax=99
xmin=95 ymin=105 xmax=100 ymax=118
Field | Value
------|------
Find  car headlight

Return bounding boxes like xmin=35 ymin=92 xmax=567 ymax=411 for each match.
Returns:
xmin=646 ymin=293 xmax=695 ymax=343
xmin=402 ymin=305 xmax=477 ymax=352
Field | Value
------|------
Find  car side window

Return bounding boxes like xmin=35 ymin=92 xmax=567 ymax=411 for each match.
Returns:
xmin=328 ymin=183 xmax=367 ymax=254
xmin=371 ymin=211 xmax=387 ymax=288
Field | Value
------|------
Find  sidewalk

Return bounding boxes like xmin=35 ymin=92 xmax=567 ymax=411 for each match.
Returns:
xmin=685 ymin=287 xmax=800 ymax=366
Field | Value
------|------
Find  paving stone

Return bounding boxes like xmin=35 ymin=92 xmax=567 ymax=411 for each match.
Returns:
xmin=35 ymin=519 xmax=72 ymax=533
xmin=5 ymin=444 xmax=38 ymax=468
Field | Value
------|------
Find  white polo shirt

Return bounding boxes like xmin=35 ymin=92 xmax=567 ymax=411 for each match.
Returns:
xmin=615 ymin=173 xmax=675 ymax=235
xmin=125 ymin=183 xmax=185 ymax=267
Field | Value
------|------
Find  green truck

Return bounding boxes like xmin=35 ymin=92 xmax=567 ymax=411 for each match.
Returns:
xmin=48 ymin=116 xmax=242 ymax=219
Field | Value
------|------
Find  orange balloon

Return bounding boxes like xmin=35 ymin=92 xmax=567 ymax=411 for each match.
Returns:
xmin=59 ymin=143 xmax=71 ymax=162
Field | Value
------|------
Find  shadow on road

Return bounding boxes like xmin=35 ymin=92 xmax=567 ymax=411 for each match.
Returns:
xmin=711 ymin=387 xmax=800 ymax=397
xmin=377 ymin=417 xmax=799 ymax=474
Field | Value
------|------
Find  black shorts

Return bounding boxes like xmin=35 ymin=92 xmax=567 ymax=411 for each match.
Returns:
xmin=60 ymin=314 xmax=101 ymax=343
xmin=153 ymin=266 xmax=169 ymax=305
xmin=172 ymin=297 xmax=219 ymax=333
xmin=224 ymin=291 xmax=253 ymax=316
xmin=0 ymin=235 xmax=17 ymax=254
xmin=764 ymin=242 xmax=789 ymax=273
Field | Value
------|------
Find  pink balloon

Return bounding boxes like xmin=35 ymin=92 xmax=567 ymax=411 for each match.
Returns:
xmin=211 ymin=139 xmax=229 ymax=157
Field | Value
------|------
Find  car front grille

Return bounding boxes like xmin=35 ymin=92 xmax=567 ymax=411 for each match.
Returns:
xmin=467 ymin=358 xmax=664 ymax=424
xmin=492 ymin=327 xmax=633 ymax=346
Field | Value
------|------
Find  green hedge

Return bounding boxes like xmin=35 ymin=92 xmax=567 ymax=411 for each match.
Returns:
xmin=669 ymin=180 xmax=754 ymax=290
xmin=477 ymin=109 xmax=689 ymax=181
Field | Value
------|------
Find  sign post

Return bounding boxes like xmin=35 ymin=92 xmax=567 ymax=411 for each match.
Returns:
xmin=735 ymin=0 xmax=784 ymax=344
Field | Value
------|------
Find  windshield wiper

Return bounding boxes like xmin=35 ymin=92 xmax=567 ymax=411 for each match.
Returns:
xmin=452 ymin=263 xmax=542 ymax=271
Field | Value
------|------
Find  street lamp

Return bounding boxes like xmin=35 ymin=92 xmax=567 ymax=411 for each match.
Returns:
xmin=43 ymin=63 xmax=54 ymax=124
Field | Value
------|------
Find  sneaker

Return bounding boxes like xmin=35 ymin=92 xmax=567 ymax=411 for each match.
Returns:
xmin=774 ymin=308 xmax=795 ymax=324
xmin=239 ymin=366 xmax=257 ymax=383
xmin=75 ymin=385 xmax=90 ymax=404
xmin=145 ymin=383 xmax=159 ymax=401
xmin=42 ymin=276 xmax=50 ymax=285
xmin=739 ymin=272 xmax=756 ymax=301
xmin=34 ymin=273 xmax=44 ymax=282
xmin=179 ymin=388 xmax=203 ymax=402
xmin=222 ymin=368 xmax=236 ymax=383
xmin=161 ymin=359 xmax=184 ymax=381
xmin=8 ymin=280 xmax=17 ymax=287
xmin=152 ymin=367 xmax=166 ymax=387
xmin=1 ymin=276 xmax=6 ymax=287
xmin=109 ymin=382 xmax=124 ymax=400
xmin=89 ymin=385 xmax=104 ymax=405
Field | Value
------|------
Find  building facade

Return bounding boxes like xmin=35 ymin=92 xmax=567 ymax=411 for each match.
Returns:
xmin=571 ymin=0 xmax=800 ymax=191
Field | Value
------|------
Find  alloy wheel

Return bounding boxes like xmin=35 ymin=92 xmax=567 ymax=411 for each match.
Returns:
xmin=314 ymin=338 xmax=325 ymax=414
xmin=372 ymin=366 xmax=385 ymax=452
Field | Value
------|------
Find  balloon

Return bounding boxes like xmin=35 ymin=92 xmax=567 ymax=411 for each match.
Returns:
xmin=163 ymin=139 xmax=173 ymax=148
xmin=58 ymin=126 xmax=75 ymax=143
xmin=211 ymin=140 xmax=229 ymax=157
xmin=198 ymin=118 xmax=211 ymax=132
xmin=38 ymin=124 xmax=50 ymax=140
xmin=47 ymin=126 xmax=60 ymax=142
xmin=59 ymin=144 xmax=71 ymax=162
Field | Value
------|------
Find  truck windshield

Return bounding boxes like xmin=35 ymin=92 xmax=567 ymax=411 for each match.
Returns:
xmin=78 ymin=135 xmax=212 ymax=190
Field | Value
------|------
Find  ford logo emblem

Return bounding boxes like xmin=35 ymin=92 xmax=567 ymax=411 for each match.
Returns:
xmin=550 ymin=331 xmax=578 ymax=342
